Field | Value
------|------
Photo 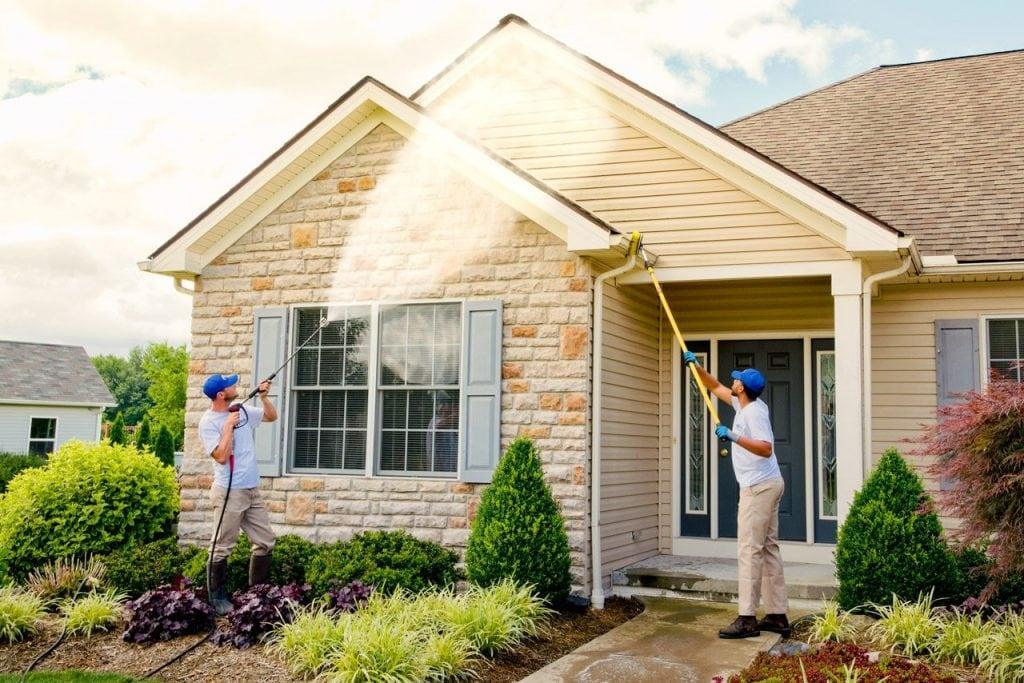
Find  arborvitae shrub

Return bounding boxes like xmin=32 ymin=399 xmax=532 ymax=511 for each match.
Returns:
xmin=835 ymin=448 xmax=957 ymax=610
xmin=108 ymin=413 xmax=127 ymax=445
xmin=465 ymin=437 xmax=571 ymax=603
xmin=153 ymin=425 xmax=175 ymax=468
xmin=133 ymin=416 xmax=152 ymax=451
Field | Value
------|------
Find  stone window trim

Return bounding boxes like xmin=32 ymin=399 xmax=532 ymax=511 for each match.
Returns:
xmin=983 ymin=314 xmax=1024 ymax=384
xmin=285 ymin=298 xmax=473 ymax=480
xmin=28 ymin=416 xmax=58 ymax=456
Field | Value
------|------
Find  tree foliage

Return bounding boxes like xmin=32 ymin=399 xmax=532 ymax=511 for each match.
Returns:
xmin=914 ymin=373 xmax=1024 ymax=598
xmin=92 ymin=348 xmax=151 ymax=425
xmin=141 ymin=343 xmax=188 ymax=449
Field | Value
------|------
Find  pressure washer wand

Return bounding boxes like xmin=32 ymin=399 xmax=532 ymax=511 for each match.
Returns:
xmin=233 ymin=316 xmax=330 ymax=406
xmin=631 ymin=233 xmax=730 ymax=457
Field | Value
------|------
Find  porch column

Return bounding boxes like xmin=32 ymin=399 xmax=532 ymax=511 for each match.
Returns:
xmin=832 ymin=261 xmax=864 ymax=524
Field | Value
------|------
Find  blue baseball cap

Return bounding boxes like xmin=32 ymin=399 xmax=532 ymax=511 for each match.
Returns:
xmin=203 ymin=373 xmax=239 ymax=399
xmin=730 ymin=368 xmax=766 ymax=394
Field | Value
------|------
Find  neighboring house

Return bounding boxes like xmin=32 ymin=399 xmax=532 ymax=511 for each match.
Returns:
xmin=138 ymin=16 xmax=1024 ymax=604
xmin=0 ymin=340 xmax=115 ymax=455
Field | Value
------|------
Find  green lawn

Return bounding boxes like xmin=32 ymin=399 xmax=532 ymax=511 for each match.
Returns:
xmin=0 ymin=673 xmax=139 ymax=683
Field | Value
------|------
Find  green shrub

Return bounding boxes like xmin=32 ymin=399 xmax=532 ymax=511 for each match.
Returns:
xmin=102 ymin=537 xmax=194 ymax=598
xmin=133 ymin=416 xmax=152 ymax=451
xmin=0 ymin=453 xmax=45 ymax=494
xmin=182 ymin=534 xmax=251 ymax=594
xmin=868 ymin=592 xmax=940 ymax=656
xmin=25 ymin=556 xmax=107 ymax=603
xmin=807 ymin=600 xmax=859 ymax=643
xmin=107 ymin=413 xmax=127 ymax=445
xmin=0 ymin=586 xmax=46 ymax=643
xmin=834 ymin=448 xmax=957 ymax=610
xmin=61 ymin=589 xmax=125 ymax=636
xmin=465 ymin=437 xmax=571 ymax=603
xmin=933 ymin=610 xmax=991 ymax=665
xmin=153 ymin=425 xmax=175 ymax=468
xmin=951 ymin=544 xmax=1024 ymax=604
xmin=307 ymin=530 xmax=459 ymax=597
xmin=271 ymin=534 xmax=317 ymax=585
xmin=0 ymin=440 xmax=179 ymax=580
xmin=979 ymin=612 xmax=1024 ymax=682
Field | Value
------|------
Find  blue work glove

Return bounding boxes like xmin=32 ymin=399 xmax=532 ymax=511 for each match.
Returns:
xmin=683 ymin=350 xmax=699 ymax=365
xmin=715 ymin=424 xmax=738 ymax=442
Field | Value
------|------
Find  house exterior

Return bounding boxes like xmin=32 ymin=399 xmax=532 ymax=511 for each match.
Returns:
xmin=139 ymin=16 xmax=1024 ymax=604
xmin=0 ymin=340 xmax=115 ymax=455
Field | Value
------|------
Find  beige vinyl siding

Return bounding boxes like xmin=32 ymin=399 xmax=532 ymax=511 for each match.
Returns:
xmin=871 ymin=279 xmax=1024 ymax=493
xmin=433 ymin=60 xmax=847 ymax=268
xmin=599 ymin=279 xmax=661 ymax=584
xmin=654 ymin=278 xmax=833 ymax=550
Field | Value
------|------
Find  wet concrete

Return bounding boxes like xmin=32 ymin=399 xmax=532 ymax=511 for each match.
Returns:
xmin=520 ymin=598 xmax=781 ymax=682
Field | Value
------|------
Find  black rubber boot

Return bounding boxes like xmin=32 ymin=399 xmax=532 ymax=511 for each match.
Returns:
xmin=757 ymin=613 xmax=792 ymax=638
xmin=208 ymin=560 xmax=233 ymax=616
xmin=249 ymin=553 xmax=272 ymax=587
xmin=718 ymin=615 xmax=761 ymax=639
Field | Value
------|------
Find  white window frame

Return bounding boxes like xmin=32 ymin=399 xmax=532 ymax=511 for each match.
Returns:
xmin=815 ymin=349 xmax=838 ymax=521
xmin=27 ymin=416 xmax=58 ymax=456
xmin=287 ymin=299 xmax=467 ymax=479
xmin=684 ymin=351 xmax=709 ymax=515
xmin=980 ymin=314 xmax=1024 ymax=385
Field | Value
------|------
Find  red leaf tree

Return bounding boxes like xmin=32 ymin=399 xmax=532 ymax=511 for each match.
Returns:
xmin=914 ymin=371 xmax=1024 ymax=597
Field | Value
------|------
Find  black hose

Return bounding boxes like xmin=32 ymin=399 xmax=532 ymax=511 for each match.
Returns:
xmin=141 ymin=446 xmax=236 ymax=680
xmin=21 ymin=572 xmax=94 ymax=680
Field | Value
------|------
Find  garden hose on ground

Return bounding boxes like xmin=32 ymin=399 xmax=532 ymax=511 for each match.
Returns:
xmin=20 ymin=573 xmax=94 ymax=681
xmin=628 ymin=231 xmax=730 ymax=456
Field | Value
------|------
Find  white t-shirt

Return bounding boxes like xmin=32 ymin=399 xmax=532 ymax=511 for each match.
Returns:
xmin=729 ymin=397 xmax=782 ymax=488
xmin=198 ymin=405 xmax=264 ymax=489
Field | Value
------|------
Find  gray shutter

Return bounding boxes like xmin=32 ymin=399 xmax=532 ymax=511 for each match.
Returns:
xmin=252 ymin=307 xmax=288 ymax=477
xmin=935 ymin=319 xmax=980 ymax=490
xmin=460 ymin=299 xmax=502 ymax=483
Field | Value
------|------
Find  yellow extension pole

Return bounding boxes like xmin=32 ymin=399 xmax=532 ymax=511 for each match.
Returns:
xmin=628 ymin=232 xmax=730 ymax=456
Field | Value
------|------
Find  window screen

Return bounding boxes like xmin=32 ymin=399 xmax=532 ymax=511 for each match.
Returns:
xmin=988 ymin=319 xmax=1024 ymax=382
xmin=29 ymin=417 xmax=56 ymax=456
xmin=378 ymin=303 xmax=461 ymax=474
xmin=291 ymin=306 xmax=370 ymax=472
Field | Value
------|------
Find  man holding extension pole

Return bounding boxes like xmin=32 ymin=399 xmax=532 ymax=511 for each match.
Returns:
xmin=683 ymin=352 xmax=789 ymax=640
xmin=199 ymin=374 xmax=278 ymax=615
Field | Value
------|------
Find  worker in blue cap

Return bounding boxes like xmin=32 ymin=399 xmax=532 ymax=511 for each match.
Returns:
xmin=684 ymin=353 xmax=789 ymax=640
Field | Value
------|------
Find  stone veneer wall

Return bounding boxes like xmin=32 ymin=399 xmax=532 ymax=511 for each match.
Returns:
xmin=178 ymin=124 xmax=595 ymax=591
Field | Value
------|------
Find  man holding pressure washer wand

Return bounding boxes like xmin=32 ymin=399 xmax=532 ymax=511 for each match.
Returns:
xmin=198 ymin=373 xmax=278 ymax=615
xmin=683 ymin=352 xmax=790 ymax=641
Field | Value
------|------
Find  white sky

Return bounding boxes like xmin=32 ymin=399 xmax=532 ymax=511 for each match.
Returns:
xmin=0 ymin=0 xmax=881 ymax=355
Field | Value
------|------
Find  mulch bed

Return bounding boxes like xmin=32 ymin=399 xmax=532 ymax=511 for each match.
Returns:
xmin=0 ymin=596 xmax=643 ymax=682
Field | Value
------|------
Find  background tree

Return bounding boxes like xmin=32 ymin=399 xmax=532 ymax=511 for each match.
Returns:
xmin=153 ymin=425 xmax=176 ymax=468
xmin=141 ymin=343 xmax=188 ymax=449
xmin=133 ymin=416 xmax=152 ymax=451
xmin=108 ymin=413 xmax=127 ymax=445
xmin=92 ymin=348 xmax=152 ymax=424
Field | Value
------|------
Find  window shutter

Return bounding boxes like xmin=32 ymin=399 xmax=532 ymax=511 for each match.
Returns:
xmin=934 ymin=319 xmax=980 ymax=490
xmin=459 ymin=300 xmax=502 ymax=483
xmin=252 ymin=306 xmax=289 ymax=477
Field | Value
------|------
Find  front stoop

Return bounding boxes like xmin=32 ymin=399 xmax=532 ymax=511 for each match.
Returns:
xmin=611 ymin=555 xmax=836 ymax=605
xmin=520 ymin=598 xmax=780 ymax=682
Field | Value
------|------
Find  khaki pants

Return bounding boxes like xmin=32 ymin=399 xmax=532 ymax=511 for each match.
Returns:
xmin=209 ymin=486 xmax=275 ymax=563
xmin=737 ymin=477 xmax=788 ymax=616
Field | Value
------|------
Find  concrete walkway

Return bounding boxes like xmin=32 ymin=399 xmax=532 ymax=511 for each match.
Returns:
xmin=521 ymin=598 xmax=780 ymax=682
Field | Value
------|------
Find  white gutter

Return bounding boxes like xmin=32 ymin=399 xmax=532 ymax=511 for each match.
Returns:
xmin=861 ymin=256 xmax=912 ymax=478
xmin=590 ymin=249 xmax=638 ymax=610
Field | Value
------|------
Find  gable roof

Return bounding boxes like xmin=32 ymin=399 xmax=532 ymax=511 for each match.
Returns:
xmin=0 ymin=340 xmax=115 ymax=407
xmin=413 ymin=15 xmax=903 ymax=256
xmin=142 ymin=77 xmax=618 ymax=276
xmin=724 ymin=49 xmax=1024 ymax=263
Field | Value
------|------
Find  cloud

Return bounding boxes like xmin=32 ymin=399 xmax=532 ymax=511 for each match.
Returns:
xmin=0 ymin=0 xmax=875 ymax=356
xmin=915 ymin=48 xmax=936 ymax=62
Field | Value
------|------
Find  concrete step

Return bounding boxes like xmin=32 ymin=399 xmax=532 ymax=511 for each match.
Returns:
xmin=611 ymin=555 xmax=837 ymax=604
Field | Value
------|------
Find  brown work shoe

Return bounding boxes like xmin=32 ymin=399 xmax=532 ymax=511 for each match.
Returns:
xmin=757 ymin=613 xmax=791 ymax=638
xmin=718 ymin=615 xmax=760 ymax=639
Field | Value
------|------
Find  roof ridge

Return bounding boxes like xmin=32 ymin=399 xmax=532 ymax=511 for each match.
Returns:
xmin=880 ymin=46 xmax=1024 ymax=69
xmin=720 ymin=65 xmax=881 ymax=129
xmin=0 ymin=339 xmax=85 ymax=350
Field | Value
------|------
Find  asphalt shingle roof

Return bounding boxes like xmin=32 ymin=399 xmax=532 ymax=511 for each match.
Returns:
xmin=0 ymin=340 xmax=115 ymax=406
xmin=722 ymin=49 xmax=1024 ymax=262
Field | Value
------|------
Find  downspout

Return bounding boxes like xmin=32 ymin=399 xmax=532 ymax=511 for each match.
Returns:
xmin=590 ymin=244 xmax=639 ymax=610
xmin=861 ymin=256 xmax=912 ymax=479
xmin=173 ymin=277 xmax=197 ymax=297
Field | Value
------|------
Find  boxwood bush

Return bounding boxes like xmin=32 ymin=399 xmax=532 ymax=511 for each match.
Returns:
xmin=102 ymin=537 xmax=203 ymax=598
xmin=182 ymin=533 xmax=314 ymax=593
xmin=0 ymin=453 xmax=46 ymax=494
xmin=465 ymin=437 xmax=571 ymax=603
xmin=0 ymin=440 xmax=179 ymax=580
xmin=306 ymin=530 xmax=460 ymax=597
xmin=835 ymin=448 xmax=957 ymax=610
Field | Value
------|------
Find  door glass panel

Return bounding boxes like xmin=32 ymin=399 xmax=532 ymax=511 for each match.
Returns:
xmin=818 ymin=351 xmax=838 ymax=519
xmin=685 ymin=352 xmax=708 ymax=514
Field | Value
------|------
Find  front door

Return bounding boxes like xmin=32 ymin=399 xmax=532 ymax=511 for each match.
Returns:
xmin=717 ymin=339 xmax=806 ymax=541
